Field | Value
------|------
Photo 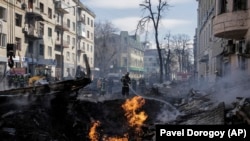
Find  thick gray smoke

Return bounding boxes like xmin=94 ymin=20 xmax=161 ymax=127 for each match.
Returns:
xmin=155 ymin=104 xmax=181 ymax=123
xmin=200 ymin=70 xmax=250 ymax=107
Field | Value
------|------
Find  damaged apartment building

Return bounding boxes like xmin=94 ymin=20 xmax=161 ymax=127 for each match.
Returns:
xmin=0 ymin=0 xmax=95 ymax=80
xmin=195 ymin=0 xmax=250 ymax=85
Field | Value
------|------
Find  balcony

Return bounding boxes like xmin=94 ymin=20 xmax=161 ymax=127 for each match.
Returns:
xmin=77 ymin=46 xmax=85 ymax=53
xmin=213 ymin=11 xmax=248 ymax=39
xmin=77 ymin=15 xmax=85 ymax=23
xmin=55 ymin=39 xmax=69 ymax=48
xmin=55 ymin=21 xmax=69 ymax=31
xmin=23 ymin=24 xmax=43 ymax=39
xmin=55 ymin=0 xmax=70 ymax=14
xmin=26 ymin=7 xmax=44 ymax=21
xmin=77 ymin=22 xmax=86 ymax=38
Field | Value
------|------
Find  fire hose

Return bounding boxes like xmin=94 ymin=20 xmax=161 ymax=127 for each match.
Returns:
xmin=128 ymin=84 xmax=178 ymax=107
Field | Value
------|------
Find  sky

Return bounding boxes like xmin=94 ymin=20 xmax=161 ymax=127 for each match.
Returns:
xmin=81 ymin=0 xmax=198 ymax=45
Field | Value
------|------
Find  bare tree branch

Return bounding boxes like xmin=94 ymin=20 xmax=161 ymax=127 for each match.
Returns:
xmin=136 ymin=0 xmax=170 ymax=83
xmin=94 ymin=21 xmax=118 ymax=76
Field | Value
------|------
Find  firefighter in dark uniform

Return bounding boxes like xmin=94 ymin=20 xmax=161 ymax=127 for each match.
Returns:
xmin=121 ymin=72 xmax=131 ymax=98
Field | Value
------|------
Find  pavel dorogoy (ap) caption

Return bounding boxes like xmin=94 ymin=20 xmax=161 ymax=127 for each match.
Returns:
xmin=156 ymin=125 xmax=249 ymax=140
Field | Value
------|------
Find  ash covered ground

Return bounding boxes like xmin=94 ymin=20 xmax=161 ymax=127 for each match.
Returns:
xmin=1 ymin=77 xmax=250 ymax=141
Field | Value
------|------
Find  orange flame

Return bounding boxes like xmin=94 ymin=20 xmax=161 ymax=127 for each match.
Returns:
xmin=121 ymin=96 xmax=148 ymax=132
xmin=89 ymin=120 xmax=100 ymax=141
xmin=88 ymin=96 xmax=147 ymax=140
xmin=103 ymin=133 xmax=129 ymax=141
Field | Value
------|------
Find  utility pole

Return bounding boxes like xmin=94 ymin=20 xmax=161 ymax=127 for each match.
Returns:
xmin=60 ymin=13 xmax=64 ymax=80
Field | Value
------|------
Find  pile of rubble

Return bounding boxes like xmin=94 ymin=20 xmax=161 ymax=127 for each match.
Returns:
xmin=142 ymin=80 xmax=250 ymax=125
xmin=0 ymin=80 xmax=249 ymax=141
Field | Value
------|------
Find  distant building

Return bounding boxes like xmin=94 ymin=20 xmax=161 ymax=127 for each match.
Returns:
xmin=144 ymin=48 xmax=166 ymax=82
xmin=119 ymin=31 xmax=144 ymax=79
xmin=95 ymin=31 xmax=144 ymax=79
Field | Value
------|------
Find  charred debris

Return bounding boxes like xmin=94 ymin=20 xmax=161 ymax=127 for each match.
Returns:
xmin=0 ymin=79 xmax=250 ymax=141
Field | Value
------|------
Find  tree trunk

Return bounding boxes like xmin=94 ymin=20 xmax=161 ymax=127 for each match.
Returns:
xmin=165 ymin=49 xmax=171 ymax=80
xmin=155 ymin=32 xmax=163 ymax=83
